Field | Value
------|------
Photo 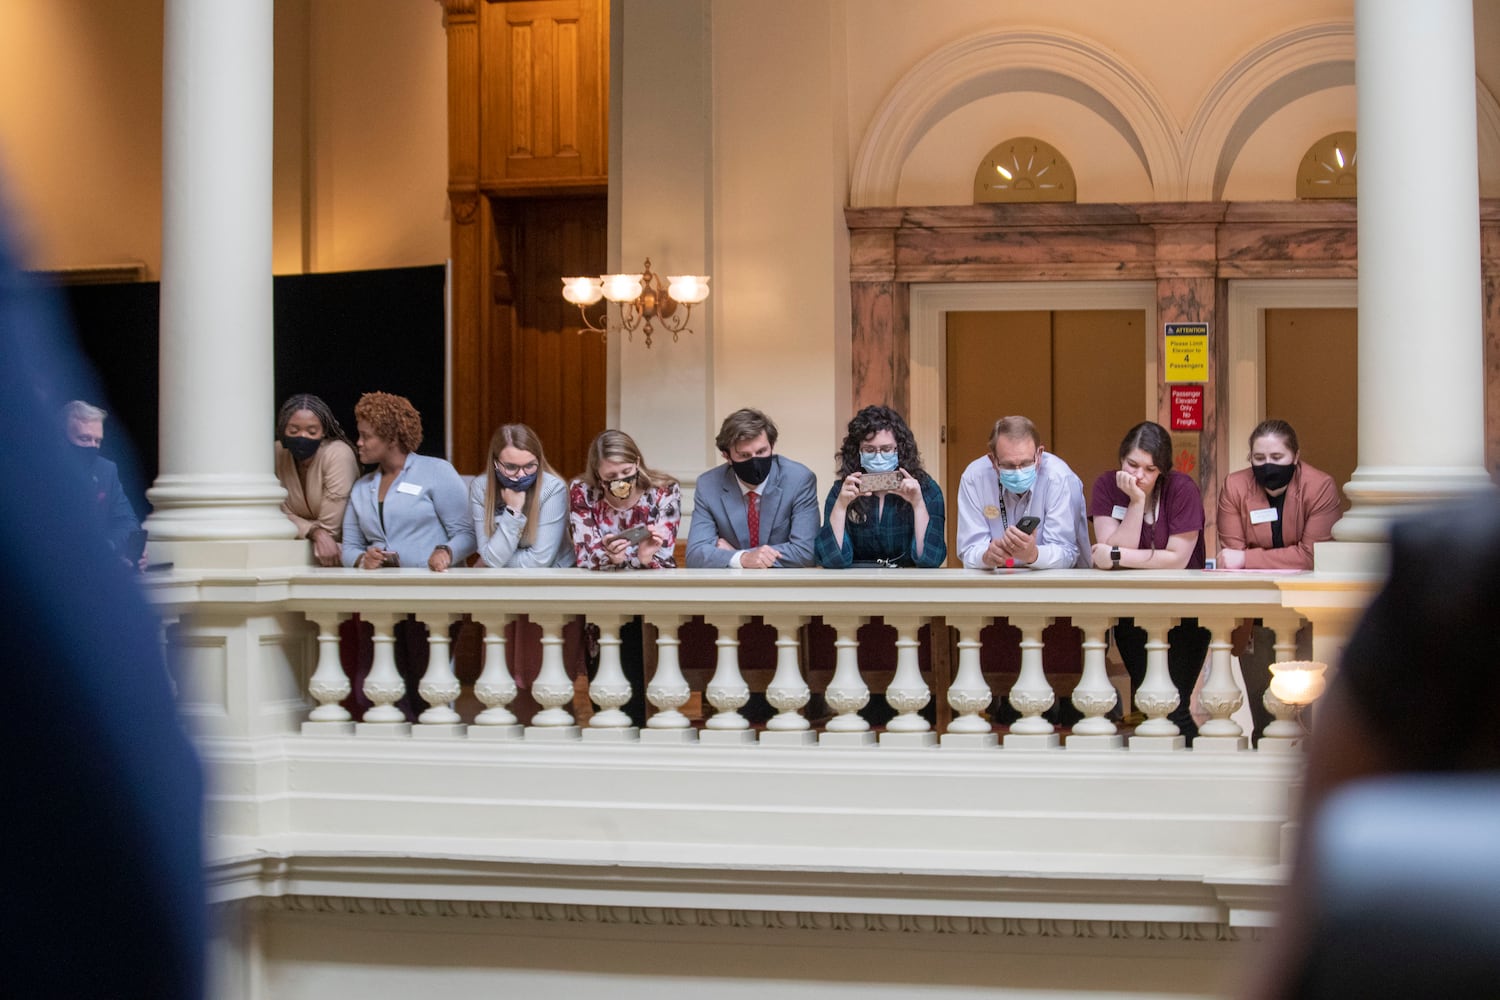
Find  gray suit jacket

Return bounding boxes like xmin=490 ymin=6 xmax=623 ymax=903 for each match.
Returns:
xmin=686 ymin=455 xmax=819 ymax=567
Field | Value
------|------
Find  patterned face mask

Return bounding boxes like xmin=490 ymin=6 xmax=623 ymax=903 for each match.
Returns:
xmin=606 ymin=473 xmax=637 ymax=500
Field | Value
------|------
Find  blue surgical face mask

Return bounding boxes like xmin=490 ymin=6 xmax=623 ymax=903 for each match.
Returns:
xmin=997 ymin=464 xmax=1037 ymax=495
xmin=860 ymin=450 xmax=899 ymax=473
xmin=496 ymin=468 xmax=538 ymax=491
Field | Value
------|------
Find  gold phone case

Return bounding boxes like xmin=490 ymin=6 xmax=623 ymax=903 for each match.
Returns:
xmin=858 ymin=471 xmax=904 ymax=493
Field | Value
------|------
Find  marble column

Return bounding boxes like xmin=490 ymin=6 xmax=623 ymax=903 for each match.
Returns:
xmin=147 ymin=0 xmax=301 ymax=567
xmin=1337 ymin=0 xmax=1492 ymax=543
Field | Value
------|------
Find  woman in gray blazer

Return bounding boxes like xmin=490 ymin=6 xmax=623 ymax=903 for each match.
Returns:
xmin=469 ymin=422 xmax=574 ymax=567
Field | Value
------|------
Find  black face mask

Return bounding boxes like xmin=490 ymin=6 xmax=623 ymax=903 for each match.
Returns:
xmin=730 ymin=454 xmax=774 ymax=487
xmin=1252 ymin=461 xmax=1296 ymax=492
xmin=280 ymin=435 xmax=322 ymax=462
xmin=71 ymin=442 xmax=100 ymax=468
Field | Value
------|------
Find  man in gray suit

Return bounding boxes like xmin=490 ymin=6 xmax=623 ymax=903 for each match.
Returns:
xmin=687 ymin=408 xmax=819 ymax=568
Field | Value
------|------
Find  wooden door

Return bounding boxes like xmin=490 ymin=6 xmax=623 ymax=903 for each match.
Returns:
xmin=945 ymin=308 xmax=1146 ymax=561
xmin=1263 ymin=308 xmax=1357 ymax=508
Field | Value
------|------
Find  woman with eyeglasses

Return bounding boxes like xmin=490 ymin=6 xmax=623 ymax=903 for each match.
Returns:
xmin=816 ymin=405 xmax=946 ymax=568
xmin=569 ymin=429 xmax=681 ymax=570
xmin=470 ymin=423 xmax=575 ymax=567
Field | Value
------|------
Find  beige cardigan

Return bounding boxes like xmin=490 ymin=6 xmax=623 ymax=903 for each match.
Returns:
xmin=275 ymin=439 xmax=360 ymax=540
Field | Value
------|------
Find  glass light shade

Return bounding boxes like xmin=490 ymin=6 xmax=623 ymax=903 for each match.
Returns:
xmin=1268 ymin=661 xmax=1328 ymax=707
xmin=600 ymin=274 xmax=645 ymax=302
xmin=561 ymin=276 xmax=604 ymax=306
xmin=666 ymin=275 xmax=711 ymax=304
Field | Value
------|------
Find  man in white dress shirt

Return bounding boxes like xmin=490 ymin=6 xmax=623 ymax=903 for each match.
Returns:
xmin=955 ymin=415 xmax=1091 ymax=571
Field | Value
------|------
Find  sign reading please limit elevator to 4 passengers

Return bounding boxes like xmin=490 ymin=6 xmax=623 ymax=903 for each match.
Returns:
xmin=1163 ymin=323 xmax=1208 ymax=383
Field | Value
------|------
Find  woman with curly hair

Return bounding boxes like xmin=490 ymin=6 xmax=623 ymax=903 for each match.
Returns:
xmin=470 ymin=422 xmax=574 ymax=567
xmin=816 ymin=405 xmax=946 ymax=568
xmin=274 ymin=393 xmax=360 ymax=566
xmin=569 ymin=428 xmax=681 ymax=570
xmin=340 ymin=391 xmax=476 ymax=572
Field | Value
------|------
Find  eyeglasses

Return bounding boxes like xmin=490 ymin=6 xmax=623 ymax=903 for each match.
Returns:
xmin=994 ymin=455 xmax=1038 ymax=471
xmin=497 ymin=460 xmax=540 ymax=477
xmin=859 ymin=445 xmax=898 ymax=456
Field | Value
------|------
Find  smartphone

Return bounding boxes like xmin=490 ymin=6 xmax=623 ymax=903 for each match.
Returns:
xmin=857 ymin=471 xmax=904 ymax=494
xmin=1016 ymin=515 xmax=1040 ymax=535
xmin=608 ymin=524 xmax=653 ymax=545
xmin=123 ymin=528 xmax=149 ymax=563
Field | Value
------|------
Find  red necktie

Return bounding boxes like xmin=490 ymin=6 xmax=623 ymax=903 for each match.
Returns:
xmin=747 ymin=490 xmax=760 ymax=548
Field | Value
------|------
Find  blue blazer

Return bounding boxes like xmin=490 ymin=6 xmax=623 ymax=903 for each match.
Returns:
xmin=686 ymin=455 xmax=819 ymax=568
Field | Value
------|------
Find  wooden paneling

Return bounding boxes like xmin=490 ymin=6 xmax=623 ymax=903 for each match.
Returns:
xmin=481 ymin=0 xmax=606 ymax=190
xmin=1052 ymin=310 xmax=1147 ymax=500
xmin=1265 ymin=308 xmax=1358 ymax=511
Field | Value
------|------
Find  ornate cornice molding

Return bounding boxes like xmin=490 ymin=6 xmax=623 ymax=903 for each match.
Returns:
xmin=250 ymin=894 xmax=1267 ymax=943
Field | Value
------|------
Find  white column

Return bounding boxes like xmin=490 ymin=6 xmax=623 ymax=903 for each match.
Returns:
xmin=701 ymin=617 xmax=756 ymax=744
xmin=643 ymin=615 xmax=697 ymax=743
xmin=1337 ymin=0 xmax=1491 ymax=542
xmin=940 ymin=617 xmax=996 ymax=748
xmin=584 ymin=615 xmax=640 ymax=741
xmin=1128 ymin=617 xmax=1184 ymax=751
xmin=762 ymin=617 xmax=815 ymax=746
xmin=1004 ymin=616 xmax=1058 ymax=749
xmin=880 ymin=618 xmax=936 ymax=748
xmin=1067 ymin=617 xmax=1122 ymax=750
xmin=302 ymin=613 xmax=353 ymax=735
xmin=1195 ymin=617 xmax=1248 ymax=752
xmin=821 ymin=616 xmax=874 ymax=746
xmin=414 ymin=614 xmax=464 ymax=737
xmin=525 ymin=614 xmax=581 ymax=740
xmin=356 ymin=613 xmax=410 ymax=736
xmin=148 ymin=0 xmax=301 ymax=568
xmin=471 ymin=613 xmax=523 ymax=741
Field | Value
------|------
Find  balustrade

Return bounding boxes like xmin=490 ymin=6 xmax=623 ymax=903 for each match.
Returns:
xmin=147 ymin=568 xmax=1337 ymax=753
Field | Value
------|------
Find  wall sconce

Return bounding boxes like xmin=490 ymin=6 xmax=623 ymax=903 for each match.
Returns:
xmin=1261 ymin=660 xmax=1329 ymax=751
xmin=561 ymin=258 xmax=709 ymax=349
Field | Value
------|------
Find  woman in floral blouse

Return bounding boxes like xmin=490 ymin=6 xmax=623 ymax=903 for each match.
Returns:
xmin=569 ymin=429 xmax=681 ymax=570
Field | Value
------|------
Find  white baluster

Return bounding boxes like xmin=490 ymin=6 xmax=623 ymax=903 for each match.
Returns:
xmin=1259 ymin=614 xmax=1308 ymax=754
xmin=701 ymin=617 xmax=756 ymax=745
xmin=1195 ymin=617 xmax=1247 ymax=752
xmin=414 ymin=613 xmax=465 ymax=738
xmin=880 ymin=617 xmax=936 ymax=748
xmin=821 ymin=616 xmax=874 ymax=746
xmin=1129 ymin=616 xmax=1184 ymax=751
xmin=941 ymin=617 xmax=996 ymax=747
xmin=1004 ymin=616 xmax=1058 ymax=749
xmin=470 ymin=613 xmax=523 ymax=741
xmin=642 ymin=615 xmax=696 ymax=744
xmin=584 ymin=615 xmax=639 ymax=741
xmin=356 ymin=612 xmax=410 ymax=736
xmin=302 ymin=612 xmax=354 ymax=736
xmin=762 ymin=618 xmax=815 ymax=746
xmin=1066 ymin=617 xmax=1122 ymax=749
xmin=525 ymin=613 xmax=581 ymax=741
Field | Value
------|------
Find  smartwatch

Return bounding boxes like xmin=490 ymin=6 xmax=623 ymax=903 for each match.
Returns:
xmin=1109 ymin=546 xmax=1121 ymax=570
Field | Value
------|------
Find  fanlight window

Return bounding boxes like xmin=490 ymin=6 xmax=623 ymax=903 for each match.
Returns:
xmin=1297 ymin=131 xmax=1357 ymax=199
xmin=974 ymin=138 xmax=1076 ymax=203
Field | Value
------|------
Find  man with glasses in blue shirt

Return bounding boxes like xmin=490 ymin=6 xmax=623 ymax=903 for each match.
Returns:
xmin=956 ymin=415 xmax=1091 ymax=570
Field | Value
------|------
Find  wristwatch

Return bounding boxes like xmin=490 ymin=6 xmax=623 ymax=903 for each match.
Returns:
xmin=1109 ymin=546 xmax=1121 ymax=570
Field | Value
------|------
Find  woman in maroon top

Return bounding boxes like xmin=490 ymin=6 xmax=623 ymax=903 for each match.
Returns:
xmin=1088 ymin=421 xmax=1209 ymax=741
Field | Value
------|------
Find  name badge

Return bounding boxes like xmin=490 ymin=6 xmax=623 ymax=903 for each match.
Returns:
xmin=983 ymin=505 xmax=1000 ymax=520
xmin=1111 ymin=505 xmax=1127 ymax=520
xmin=397 ymin=482 xmax=423 ymax=496
xmin=1250 ymin=506 xmax=1279 ymax=525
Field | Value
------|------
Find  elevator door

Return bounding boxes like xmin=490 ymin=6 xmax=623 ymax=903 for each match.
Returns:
xmin=945 ymin=309 xmax=1146 ymax=563
xmin=1262 ymin=308 xmax=1357 ymax=510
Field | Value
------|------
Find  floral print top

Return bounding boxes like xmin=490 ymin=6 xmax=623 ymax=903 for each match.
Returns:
xmin=568 ymin=479 xmax=682 ymax=570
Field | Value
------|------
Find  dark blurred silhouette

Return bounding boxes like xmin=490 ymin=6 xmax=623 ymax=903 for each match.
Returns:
xmin=0 ymin=189 xmax=205 ymax=998
xmin=1249 ymin=495 xmax=1500 ymax=1000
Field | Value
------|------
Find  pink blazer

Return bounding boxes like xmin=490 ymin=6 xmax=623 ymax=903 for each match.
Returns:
xmin=1216 ymin=461 xmax=1342 ymax=570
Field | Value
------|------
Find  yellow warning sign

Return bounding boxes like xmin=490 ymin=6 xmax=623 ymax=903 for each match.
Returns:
xmin=1164 ymin=323 xmax=1208 ymax=383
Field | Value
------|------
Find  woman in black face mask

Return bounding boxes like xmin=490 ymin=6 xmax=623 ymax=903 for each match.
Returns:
xmin=470 ymin=423 xmax=574 ymax=567
xmin=274 ymin=393 xmax=360 ymax=566
xmin=1216 ymin=418 xmax=1343 ymax=741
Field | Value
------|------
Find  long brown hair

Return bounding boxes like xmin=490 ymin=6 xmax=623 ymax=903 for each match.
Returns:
xmin=482 ymin=423 xmax=557 ymax=549
xmin=579 ymin=429 xmax=677 ymax=495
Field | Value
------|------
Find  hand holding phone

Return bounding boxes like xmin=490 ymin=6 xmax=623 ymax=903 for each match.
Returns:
xmin=858 ymin=471 xmax=904 ymax=494
xmin=607 ymin=524 xmax=653 ymax=545
xmin=1016 ymin=515 xmax=1040 ymax=535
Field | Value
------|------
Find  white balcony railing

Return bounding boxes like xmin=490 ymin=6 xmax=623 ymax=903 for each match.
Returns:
xmin=147 ymin=566 xmax=1376 ymax=942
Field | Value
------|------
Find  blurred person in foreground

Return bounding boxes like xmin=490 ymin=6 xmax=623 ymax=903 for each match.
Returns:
xmin=1248 ymin=495 xmax=1500 ymax=1000
xmin=0 ymin=195 xmax=204 ymax=997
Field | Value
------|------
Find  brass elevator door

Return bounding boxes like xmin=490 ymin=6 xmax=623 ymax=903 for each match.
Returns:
xmin=1262 ymin=308 xmax=1357 ymax=510
xmin=944 ymin=309 xmax=1146 ymax=563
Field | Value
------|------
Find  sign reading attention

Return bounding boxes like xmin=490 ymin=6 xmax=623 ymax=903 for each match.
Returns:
xmin=1163 ymin=322 xmax=1209 ymax=383
xmin=1170 ymin=385 xmax=1204 ymax=431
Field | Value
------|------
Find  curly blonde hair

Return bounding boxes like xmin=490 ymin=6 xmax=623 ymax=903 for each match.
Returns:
xmin=353 ymin=392 xmax=423 ymax=453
